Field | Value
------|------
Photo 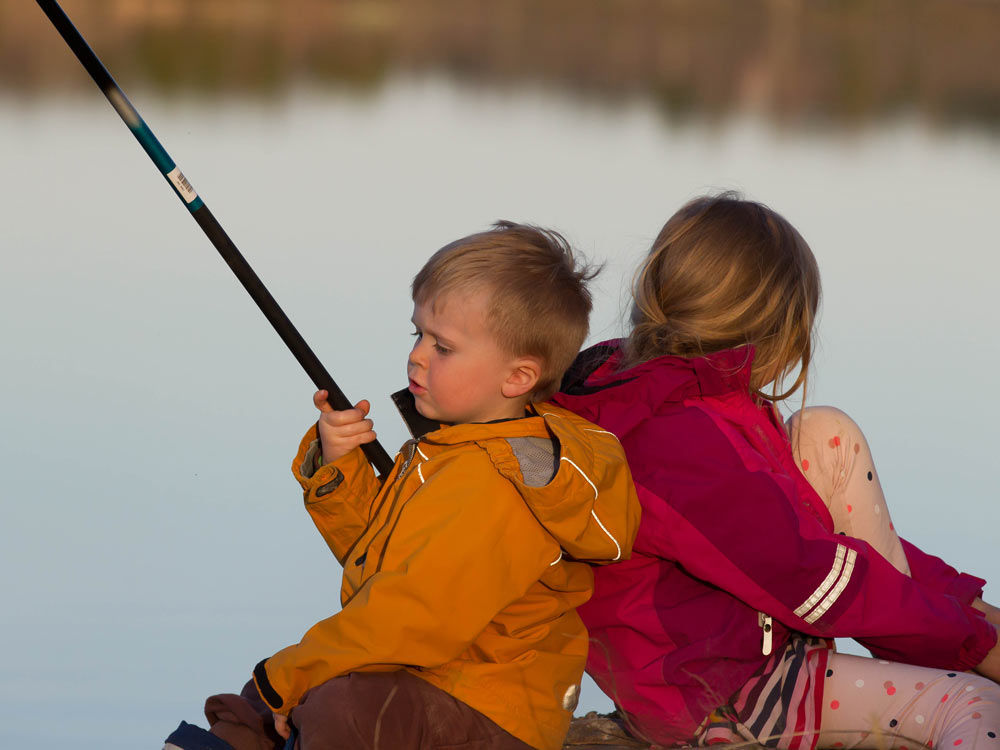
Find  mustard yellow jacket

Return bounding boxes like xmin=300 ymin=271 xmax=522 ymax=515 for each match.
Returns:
xmin=252 ymin=402 xmax=640 ymax=750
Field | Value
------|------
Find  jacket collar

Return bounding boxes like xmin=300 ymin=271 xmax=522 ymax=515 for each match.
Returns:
xmin=552 ymin=340 xmax=756 ymax=431
xmin=561 ymin=340 xmax=753 ymax=398
xmin=391 ymin=387 xmax=552 ymax=445
xmin=391 ymin=387 xmax=442 ymax=439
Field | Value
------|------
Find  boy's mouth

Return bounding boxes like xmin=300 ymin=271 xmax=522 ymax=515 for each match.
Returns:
xmin=408 ymin=378 xmax=426 ymax=395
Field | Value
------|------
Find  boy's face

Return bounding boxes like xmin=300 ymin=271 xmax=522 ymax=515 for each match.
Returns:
xmin=408 ymin=291 xmax=535 ymax=425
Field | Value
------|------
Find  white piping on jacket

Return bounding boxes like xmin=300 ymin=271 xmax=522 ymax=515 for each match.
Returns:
xmin=794 ymin=545 xmax=845 ymax=617
xmin=416 ymin=462 xmax=425 ymax=484
xmin=560 ymin=456 xmax=622 ymax=561
xmin=549 ymin=551 xmax=563 ymax=566
xmin=793 ymin=543 xmax=857 ymax=624
xmin=540 ymin=411 xmax=617 ymax=440
xmin=804 ymin=548 xmax=857 ymax=624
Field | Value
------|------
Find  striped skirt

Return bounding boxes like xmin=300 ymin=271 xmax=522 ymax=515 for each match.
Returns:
xmin=695 ymin=635 xmax=832 ymax=750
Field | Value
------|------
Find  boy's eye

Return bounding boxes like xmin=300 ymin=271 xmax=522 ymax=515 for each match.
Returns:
xmin=410 ymin=330 xmax=422 ymax=339
xmin=434 ymin=343 xmax=451 ymax=355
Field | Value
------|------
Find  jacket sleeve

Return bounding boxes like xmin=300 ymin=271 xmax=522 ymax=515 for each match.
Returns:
xmin=291 ymin=424 xmax=384 ymax=565
xmin=627 ymin=407 xmax=996 ymax=673
xmin=255 ymin=454 xmax=558 ymax=714
xmin=900 ymin=537 xmax=987 ymax=605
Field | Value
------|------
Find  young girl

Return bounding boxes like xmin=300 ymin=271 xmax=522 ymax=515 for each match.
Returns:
xmin=552 ymin=194 xmax=1000 ymax=750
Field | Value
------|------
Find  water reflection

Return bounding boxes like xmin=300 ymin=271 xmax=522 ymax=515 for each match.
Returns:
xmin=5 ymin=0 xmax=1000 ymax=130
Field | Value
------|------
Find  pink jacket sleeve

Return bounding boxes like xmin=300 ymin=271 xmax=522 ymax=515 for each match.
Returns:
xmin=628 ymin=407 xmax=997 ymax=673
xmin=900 ymin=538 xmax=987 ymax=605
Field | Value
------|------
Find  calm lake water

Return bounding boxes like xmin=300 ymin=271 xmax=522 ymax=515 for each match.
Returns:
xmin=3 ymin=74 xmax=1000 ymax=748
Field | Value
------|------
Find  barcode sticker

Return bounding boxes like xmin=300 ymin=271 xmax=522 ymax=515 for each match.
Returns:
xmin=167 ymin=167 xmax=198 ymax=203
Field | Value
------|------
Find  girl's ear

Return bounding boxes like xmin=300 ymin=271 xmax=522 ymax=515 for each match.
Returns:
xmin=502 ymin=357 xmax=542 ymax=399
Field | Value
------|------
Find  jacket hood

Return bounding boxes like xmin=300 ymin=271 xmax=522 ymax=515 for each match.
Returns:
xmin=551 ymin=340 xmax=755 ymax=437
xmin=392 ymin=389 xmax=639 ymax=565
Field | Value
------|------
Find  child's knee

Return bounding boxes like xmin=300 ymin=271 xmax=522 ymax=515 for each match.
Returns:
xmin=293 ymin=673 xmax=372 ymax=727
xmin=788 ymin=406 xmax=875 ymax=493
xmin=938 ymin=673 xmax=1000 ymax=745
xmin=292 ymin=672 xmax=419 ymax=747
xmin=786 ymin=406 xmax=863 ymax=449
xmin=787 ymin=406 xmax=908 ymax=571
xmin=949 ymin=672 xmax=1000 ymax=710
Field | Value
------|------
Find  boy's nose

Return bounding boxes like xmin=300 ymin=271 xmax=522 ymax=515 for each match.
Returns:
xmin=408 ymin=341 xmax=426 ymax=369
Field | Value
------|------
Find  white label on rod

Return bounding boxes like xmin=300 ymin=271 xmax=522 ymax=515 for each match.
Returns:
xmin=167 ymin=167 xmax=199 ymax=204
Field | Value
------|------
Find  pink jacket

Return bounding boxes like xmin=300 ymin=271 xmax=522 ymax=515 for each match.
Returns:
xmin=552 ymin=342 xmax=996 ymax=746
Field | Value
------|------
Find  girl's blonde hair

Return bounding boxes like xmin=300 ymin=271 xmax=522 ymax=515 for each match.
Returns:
xmin=626 ymin=193 xmax=821 ymax=402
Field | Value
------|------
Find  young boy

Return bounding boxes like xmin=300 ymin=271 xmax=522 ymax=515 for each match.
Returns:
xmin=165 ymin=222 xmax=640 ymax=750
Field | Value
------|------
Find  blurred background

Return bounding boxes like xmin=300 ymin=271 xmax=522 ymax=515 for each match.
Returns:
xmin=2 ymin=2 xmax=999 ymax=748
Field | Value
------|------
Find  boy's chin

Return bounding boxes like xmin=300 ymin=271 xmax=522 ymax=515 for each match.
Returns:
xmin=413 ymin=401 xmax=451 ymax=425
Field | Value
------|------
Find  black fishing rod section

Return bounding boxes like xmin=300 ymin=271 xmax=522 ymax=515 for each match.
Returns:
xmin=35 ymin=0 xmax=395 ymax=476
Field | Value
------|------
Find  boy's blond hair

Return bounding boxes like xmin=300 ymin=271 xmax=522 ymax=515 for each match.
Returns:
xmin=627 ymin=193 xmax=821 ymax=402
xmin=412 ymin=221 xmax=597 ymax=401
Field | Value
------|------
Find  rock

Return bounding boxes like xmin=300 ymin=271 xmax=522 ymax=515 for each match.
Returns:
xmin=563 ymin=711 xmax=649 ymax=748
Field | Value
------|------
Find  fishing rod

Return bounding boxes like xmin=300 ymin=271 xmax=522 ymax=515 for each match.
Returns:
xmin=35 ymin=0 xmax=394 ymax=476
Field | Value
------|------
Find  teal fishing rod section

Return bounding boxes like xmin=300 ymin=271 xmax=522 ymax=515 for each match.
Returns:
xmin=35 ymin=0 xmax=395 ymax=476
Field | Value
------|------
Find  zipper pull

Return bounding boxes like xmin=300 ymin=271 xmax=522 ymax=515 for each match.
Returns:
xmin=758 ymin=612 xmax=773 ymax=656
xmin=398 ymin=440 xmax=419 ymax=475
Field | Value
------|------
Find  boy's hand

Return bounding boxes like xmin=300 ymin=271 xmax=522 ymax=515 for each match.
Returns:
xmin=273 ymin=712 xmax=290 ymax=740
xmin=314 ymin=390 xmax=377 ymax=464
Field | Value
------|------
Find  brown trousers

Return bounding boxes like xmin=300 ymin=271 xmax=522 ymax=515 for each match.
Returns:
xmin=204 ymin=670 xmax=535 ymax=750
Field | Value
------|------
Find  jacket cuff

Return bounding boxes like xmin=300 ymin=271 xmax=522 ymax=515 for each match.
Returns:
xmin=947 ymin=573 xmax=987 ymax=606
xmin=253 ymin=658 xmax=286 ymax=713
xmin=957 ymin=609 xmax=998 ymax=673
xmin=291 ymin=424 xmax=366 ymax=500
xmin=291 ymin=424 xmax=324 ymax=487
xmin=299 ymin=438 xmax=324 ymax=480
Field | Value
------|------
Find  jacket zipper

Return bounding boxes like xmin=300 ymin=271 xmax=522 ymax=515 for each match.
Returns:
xmin=758 ymin=612 xmax=773 ymax=656
xmin=398 ymin=439 xmax=420 ymax=475
xmin=360 ymin=440 xmax=421 ymax=578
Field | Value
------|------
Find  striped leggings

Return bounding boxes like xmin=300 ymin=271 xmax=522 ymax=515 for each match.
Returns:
xmin=789 ymin=407 xmax=1000 ymax=750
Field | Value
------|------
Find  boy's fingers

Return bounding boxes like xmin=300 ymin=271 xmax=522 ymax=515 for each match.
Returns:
xmin=351 ymin=419 xmax=376 ymax=435
xmin=331 ymin=419 xmax=373 ymax=440
xmin=315 ymin=394 xmax=370 ymax=418
xmin=341 ymin=431 xmax=377 ymax=448
xmin=273 ymin=713 xmax=291 ymax=740
xmin=324 ymin=410 xmax=371 ymax=427
xmin=313 ymin=390 xmax=333 ymax=412
xmin=334 ymin=430 xmax=376 ymax=445
xmin=320 ymin=429 xmax=376 ymax=464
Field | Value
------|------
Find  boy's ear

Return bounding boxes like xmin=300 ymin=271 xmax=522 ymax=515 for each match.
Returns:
xmin=502 ymin=357 xmax=542 ymax=399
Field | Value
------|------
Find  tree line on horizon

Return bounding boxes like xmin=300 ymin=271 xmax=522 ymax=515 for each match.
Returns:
xmin=5 ymin=0 xmax=999 ymax=129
